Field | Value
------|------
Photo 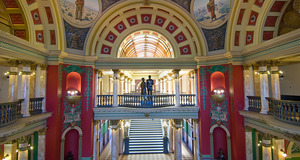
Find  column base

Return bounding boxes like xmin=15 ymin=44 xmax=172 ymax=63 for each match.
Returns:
xmin=260 ymin=110 xmax=268 ymax=114
xmin=22 ymin=113 xmax=31 ymax=117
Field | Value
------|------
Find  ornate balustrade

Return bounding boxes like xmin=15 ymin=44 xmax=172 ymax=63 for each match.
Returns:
xmin=97 ymin=95 xmax=113 ymax=107
xmin=180 ymin=94 xmax=195 ymax=106
xmin=0 ymin=101 xmax=17 ymax=127
xmin=29 ymin=97 xmax=44 ymax=115
xmin=267 ymin=98 xmax=300 ymax=125
xmin=247 ymin=96 xmax=261 ymax=112
xmin=96 ymin=94 xmax=196 ymax=108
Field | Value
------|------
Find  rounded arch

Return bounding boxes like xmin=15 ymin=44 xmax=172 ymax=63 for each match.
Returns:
xmin=61 ymin=126 xmax=83 ymax=160
xmin=210 ymin=71 xmax=225 ymax=91
xmin=86 ymin=0 xmax=206 ymax=58
xmin=209 ymin=124 xmax=231 ymax=159
xmin=66 ymin=72 xmax=82 ymax=93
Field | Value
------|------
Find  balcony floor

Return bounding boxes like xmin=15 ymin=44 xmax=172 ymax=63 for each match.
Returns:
xmin=94 ymin=106 xmax=199 ymax=120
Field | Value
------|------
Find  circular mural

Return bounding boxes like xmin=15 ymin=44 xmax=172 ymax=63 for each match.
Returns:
xmin=60 ymin=0 xmax=100 ymax=26
xmin=193 ymin=0 xmax=230 ymax=27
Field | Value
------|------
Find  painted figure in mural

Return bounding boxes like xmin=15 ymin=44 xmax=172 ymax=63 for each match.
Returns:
xmin=69 ymin=32 xmax=80 ymax=49
xmin=218 ymin=148 xmax=225 ymax=160
xmin=207 ymin=0 xmax=217 ymax=22
xmin=147 ymin=75 xmax=154 ymax=95
xmin=140 ymin=78 xmax=146 ymax=95
xmin=75 ymin=0 xmax=84 ymax=20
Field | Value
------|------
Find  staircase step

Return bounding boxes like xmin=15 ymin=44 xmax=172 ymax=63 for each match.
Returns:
xmin=129 ymin=142 xmax=163 ymax=145
xmin=129 ymin=145 xmax=163 ymax=148
xmin=129 ymin=150 xmax=164 ymax=154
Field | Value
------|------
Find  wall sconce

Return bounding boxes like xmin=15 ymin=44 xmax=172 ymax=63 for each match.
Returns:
xmin=65 ymin=89 xmax=81 ymax=105
xmin=210 ymin=88 xmax=225 ymax=103
xmin=280 ymin=149 xmax=287 ymax=157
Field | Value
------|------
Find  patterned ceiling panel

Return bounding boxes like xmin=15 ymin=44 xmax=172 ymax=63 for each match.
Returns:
xmin=174 ymin=32 xmax=187 ymax=43
xmin=265 ymin=16 xmax=278 ymax=27
xmin=31 ymin=9 xmax=42 ymax=25
xmin=237 ymin=9 xmax=245 ymax=25
xmin=155 ymin=16 xmax=166 ymax=27
xmin=9 ymin=14 xmax=24 ymax=24
xmin=114 ymin=21 xmax=127 ymax=33
xmin=127 ymin=15 xmax=138 ymax=26
xmin=165 ymin=22 xmax=178 ymax=34
xmin=263 ymin=31 xmax=274 ymax=41
xmin=45 ymin=7 xmax=54 ymax=24
xmin=105 ymin=31 xmax=117 ymax=43
xmin=270 ymin=1 xmax=286 ymax=12
xmin=101 ymin=44 xmax=112 ymax=54
xmin=246 ymin=31 xmax=254 ymax=45
xmin=254 ymin=0 xmax=264 ymax=7
xmin=2 ymin=0 xmax=18 ymax=8
xmin=179 ymin=45 xmax=191 ymax=55
xmin=141 ymin=14 xmax=152 ymax=23
xmin=248 ymin=11 xmax=259 ymax=25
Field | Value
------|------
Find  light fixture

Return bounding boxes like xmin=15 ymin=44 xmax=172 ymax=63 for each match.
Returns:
xmin=125 ymin=122 xmax=130 ymax=128
xmin=30 ymin=146 xmax=33 ymax=150
xmin=272 ymin=146 xmax=274 ymax=149
xmin=280 ymin=149 xmax=287 ymax=157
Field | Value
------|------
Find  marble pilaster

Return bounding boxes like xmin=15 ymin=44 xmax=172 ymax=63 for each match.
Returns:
xmin=38 ymin=128 xmax=46 ymax=160
xmin=112 ymin=69 xmax=119 ymax=107
xmin=245 ymin=126 xmax=253 ymax=160
xmin=244 ymin=65 xmax=255 ymax=110
xmin=194 ymin=69 xmax=198 ymax=106
xmin=4 ymin=141 xmax=17 ymax=160
xmin=8 ymin=60 xmax=19 ymax=102
xmin=273 ymin=138 xmax=285 ymax=160
xmin=169 ymin=119 xmax=174 ymax=152
xmin=111 ymin=120 xmax=120 ymax=160
xmin=119 ymin=120 xmax=124 ymax=154
xmin=174 ymin=119 xmax=182 ymax=160
xmin=173 ymin=69 xmax=181 ymax=107
xmin=261 ymin=133 xmax=272 ymax=160
xmin=258 ymin=62 xmax=269 ymax=114
xmin=163 ymin=77 xmax=167 ymax=93
xmin=21 ymin=61 xmax=33 ymax=117
xmin=18 ymin=136 xmax=29 ymax=160
xmin=271 ymin=65 xmax=280 ymax=100
xmin=193 ymin=119 xmax=199 ymax=160
xmin=38 ymin=64 xmax=47 ymax=112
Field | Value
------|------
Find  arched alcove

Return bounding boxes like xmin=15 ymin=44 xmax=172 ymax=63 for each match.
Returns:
xmin=213 ymin=127 xmax=228 ymax=159
xmin=211 ymin=71 xmax=225 ymax=91
xmin=66 ymin=72 xmax=81 ymax=93
xmin=64 ymin=129 xmax=79 ymax=160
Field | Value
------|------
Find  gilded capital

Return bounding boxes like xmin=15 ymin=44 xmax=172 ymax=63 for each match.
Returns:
xmin=244 ymin=126 xmax=252 ymax=132
xmin=7 ymin=59 xmax=19 ymax=67
xmin=38 ymin=128 xmax=47 ymax=135
xmin=39 ymin=64 xmax=48 ymax=70
xmin=20 ymin=60 xmax=34 ymax=67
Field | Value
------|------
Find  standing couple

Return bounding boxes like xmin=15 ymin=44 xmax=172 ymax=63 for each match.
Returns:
xmin=141 ymin=75 xmax=154 ymax=95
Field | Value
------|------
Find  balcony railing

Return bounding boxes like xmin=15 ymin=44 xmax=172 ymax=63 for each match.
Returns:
xmin=96 ymin=94 xmax=196 ymax=108
xmin=0 ymin=101 xmax=17 ymax=127
xmin=29 ymin=97 xmax=44 ymax=115
xmin=180 ymin=94 xmax=195 ymax=106
xmin=0 ymin=98 xmax=44 ymax=127
xmin=268 ymin=98 xmax=300 ymax=125
xmin=247 ymin=96 xmax=261 ymax=112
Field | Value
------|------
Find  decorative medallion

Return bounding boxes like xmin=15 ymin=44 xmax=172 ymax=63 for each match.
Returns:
xmin=31 ymin=9 xmax=41 ymax=24
xmin=127 ymin=15 xmax=138 ymax=26
xmin=248 ymin=11 xmax=258 ymax=25
xmin=101 ymin=44 xmax=112 ymax=54
xmin=105 ymin=31 xmax=117 ymax=43
xmin=141 ymin=14 xmax=152 ymax=23
xmin=174 ymin=32 xmax=187 ymax=43
xmin=166 ymin=22 xmax=178 ymax=34
xmin=193 ymin=0 xmax=230 ymax=27
xmin=180 ymin=45 xmax=191 ymax=55
xmin=246 ymin=31 xmax=254 ymax=45
xmin=114 ymin=21 xmax=127 ymax=33
xmin=35 ymin=30 xmax=44 ymax=43
xmin=155 ymin=16 xmax=166 ymax=27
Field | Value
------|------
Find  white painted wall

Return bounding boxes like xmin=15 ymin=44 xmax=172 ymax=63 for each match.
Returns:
xmin=0 ymin=66 xmax=10 ymax=102
xmin=279 ymin=63 xmax=300 ymax=96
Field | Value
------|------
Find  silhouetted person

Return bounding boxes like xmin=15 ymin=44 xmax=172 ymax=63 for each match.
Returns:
xmin=218 ymin=148 xmax=225 ymax=160
xmin=147 ymin=75 xmax=154 ymax=95
xmin=140 ymin=78 xmax=146 ymax=95
xmin=66 ymin=151 xmax=73 ymax=160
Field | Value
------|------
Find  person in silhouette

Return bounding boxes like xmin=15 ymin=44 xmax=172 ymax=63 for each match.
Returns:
xmin=140 ymin=78 xmax=146 ymax=95
xmin=146 ymin=75 xmax=154 ymax=95
xmin=66 ymin=151 xmax=73 ymax=160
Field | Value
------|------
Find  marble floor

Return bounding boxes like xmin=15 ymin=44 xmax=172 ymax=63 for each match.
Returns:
xmin=99 ymin=141 xmax=194 ymax=160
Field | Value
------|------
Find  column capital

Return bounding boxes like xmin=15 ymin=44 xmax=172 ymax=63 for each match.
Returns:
xmin=174 ymin=119 xmax=182 ymax=128
xmin=18 ymin=136 xmax=29 ymax=144
xmin=20 ymin=60 xmax=34 ymax=67
xmin=38 ymin=128 xmax=47 ymax=135
xmin=7 ymin=59 xmax=19 ymax=67
xmin=111 ymin=120 xmax=120 ymax=130
xmin=39 ymin=64 xmax=48 ymax=70
xmin=244 ymin=126 xmax=252 ymax=132
xmin=256 ymin=60 xmax=270 ymax=67
xmin=172 ymin=69 xmax=180 ymax=75
xmin=243 ymin=64 xmax=251 ymax=70
xmin=270 ymin=60 xmax=280 ymax=67
xmin=260 ymin=132 xmax=272 ymax=141
xmin=112 ymin=69 xmax=119 ymax=74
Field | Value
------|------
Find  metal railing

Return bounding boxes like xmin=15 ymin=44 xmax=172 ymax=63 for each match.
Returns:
xmin=180 ymin=94 xmax=195 ymax=106
xmin=96 ymin=94 xmax=196 ymax=108
xmin=0 ymin=101 xmax=17 ymax=127
xmin=29 ymin=97 xmax=44 ymax=115
xmin=267 ymin=98 xmax=300 ymax=125
xmin=247 ymin=96 xmax=261 ymax=112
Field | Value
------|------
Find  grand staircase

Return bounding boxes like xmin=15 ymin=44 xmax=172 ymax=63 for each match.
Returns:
xmin=129 ymin=119 xmax=164 ymax=154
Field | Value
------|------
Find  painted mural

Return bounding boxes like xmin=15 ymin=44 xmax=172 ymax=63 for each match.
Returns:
xmin=64 ymin=21 xmax=90 ymax=50
xmin=193 ymin=0 xmax=230 ymax=27
xmin=202 ymin=22 xmax=227 ymax=52
xmin=171 ymin=0 xmax=191 ymax=12
xmin=60 ymin=0 xmax=99 ymax=25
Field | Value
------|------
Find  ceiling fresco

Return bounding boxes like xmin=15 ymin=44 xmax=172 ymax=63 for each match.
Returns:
xmin=193 ymin=0 xmax=230 ymax=27
xmin=60 ymin=0 xmax=100 ymax=26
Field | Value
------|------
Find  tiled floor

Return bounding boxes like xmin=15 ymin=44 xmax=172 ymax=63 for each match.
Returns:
xmin=99 ymin=141 xmax=193 ymax=160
